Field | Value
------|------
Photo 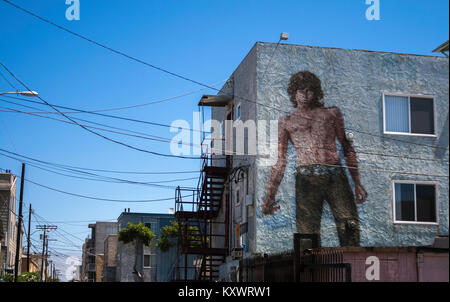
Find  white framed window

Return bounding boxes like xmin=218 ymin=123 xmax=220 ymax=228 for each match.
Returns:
xmin=392 ymin=181 xmax=438 ymax=225
xmin=383 ymin=93 xmax=436 ymax=137
xmin=236 ymin=103 xmax=241 ymax=120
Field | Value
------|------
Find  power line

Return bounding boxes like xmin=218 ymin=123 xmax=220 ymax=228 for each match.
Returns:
xmin=2 ymin=94 xmax=209 ymax=134
xmin=23 ymin=80 xmax=225 ymax=113
xmin=3 ymin=102 xmax=448 ymax=162
xmin=35 ymin=219 xmax=115 ymax=224
xmin=0 ymin=79 xmax=226 ymax=114
xmin=24 ymin=178 xmax=184 ymax=202
xmin=2 ymin=1 xmax=447 ymax=172
xmin=0 ymin=62 xmax=202 ymax=160
xmin=1 ymin=144 xmax=447 ymax=198
xmin=0 ymin=147 xmax=198 ymax=175
xmin=33 ymin=212 xmax=85 ymax=243
xmin=0 ymin=167 xmax=193 ymax=203
xmin=1 ymin=0 xmax=221 ymax=92
xmin=0 ymin=101 xmax=214 ymax=150
xmin=4 ymin=96 xmax=447 ymax=162
xmin=31 ymin=212 xmax=86 ymax=249
xmin=0 ymin=98 xmax=187 ymax=142
xmin=0 ymin=100 xmax=231 ymax=157
xmin=4 ymin=83 xmax=448 ymax=155
xmin=3 ymin=0 xmax=447 ymax=152
xmin=2 ymin=103 xmax=447 ymax=162
xmin=0 ymin=151 xmax=198 ymax=189
xmin=0 ymin=150 xmax=199 ymax=193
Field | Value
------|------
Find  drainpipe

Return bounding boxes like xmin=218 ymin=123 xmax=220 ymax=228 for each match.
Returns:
xmin=242 ymin=171 xmax=248 ymax=253
xmin=415 ymin=247 xmax=421 ymax=282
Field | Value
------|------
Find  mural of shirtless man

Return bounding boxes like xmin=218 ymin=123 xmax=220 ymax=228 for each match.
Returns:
xmin=261 ymin=71 xmax=368 ymax=247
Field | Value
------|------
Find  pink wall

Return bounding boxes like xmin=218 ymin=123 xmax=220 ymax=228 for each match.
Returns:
xmin=417 ymin=252 xmax=449 ymax=282
xmin=341 ymin=248 xmax=448 ymax=282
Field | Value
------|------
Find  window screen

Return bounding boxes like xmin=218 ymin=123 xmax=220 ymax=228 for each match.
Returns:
xmin=385 ymin=95 xmax=409 ymax=133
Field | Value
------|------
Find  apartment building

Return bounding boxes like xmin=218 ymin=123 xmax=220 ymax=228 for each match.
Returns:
xmin=80 ymin=221 xmax=117 ymax=282
xmin=174 ymin=42 xmax=449 ymax=281
xmin=0 ymin=171 xmax=21 ymax=275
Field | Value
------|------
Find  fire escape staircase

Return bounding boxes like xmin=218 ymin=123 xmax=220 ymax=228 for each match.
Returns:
xmin=174 ymin=156 xmax=230 ymax=281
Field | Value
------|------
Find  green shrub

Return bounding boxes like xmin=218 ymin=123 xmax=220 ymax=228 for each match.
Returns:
xmin=18 ymin=271 xmax=40 ymax=282
xmin=157 ymin=221 xmax=206 ymax=252
xmin=118 ymin=222 xmax=154 ymax=246
xmin=0 ymin=273 xmax=14 ymax=282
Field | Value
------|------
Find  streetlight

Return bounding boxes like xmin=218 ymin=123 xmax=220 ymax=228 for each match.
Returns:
xmin=0 ymin=90 xmax=38 ymax=97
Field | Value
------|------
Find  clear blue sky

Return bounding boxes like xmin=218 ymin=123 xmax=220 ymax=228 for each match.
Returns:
xmin=0 ymin=0 xmax=448 ymax=280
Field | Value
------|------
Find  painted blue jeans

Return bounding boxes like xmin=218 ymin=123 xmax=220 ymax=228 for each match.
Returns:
xmin=295 ymin=165 xmax=360 ymax=247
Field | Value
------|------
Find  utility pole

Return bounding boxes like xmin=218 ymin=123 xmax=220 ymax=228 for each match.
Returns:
xmin=45 ymin=241 xmax=49 ymax=281
xmin=36 ymin=225 xmax=56 ymax=282
xmin=26 ymin=204 xmax=32 ymax=272
xmin=40 ymin=229 xmax=46 ymax=282
xmin=46 ymin=238 xmax=56 ymax=281
xmin=14 ymin=163 xmax=25 ymax=282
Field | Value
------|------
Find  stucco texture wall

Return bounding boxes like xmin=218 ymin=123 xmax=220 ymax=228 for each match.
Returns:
xmin=254 ymin=42 xmax=449 ymax=254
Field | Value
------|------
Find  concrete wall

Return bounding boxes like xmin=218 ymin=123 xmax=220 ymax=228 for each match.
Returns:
xmin=95 ymin=254 xmax=104 ymax=282
xmin=103 ymin=234 xmax=118 ymax=282
xmin=104 ymin=234 xmax=118 ymax=267
xmin=93 ymin=222 xmax=118 ymax=255
xmin=211 ymin=45 xmax=258 ymax=259
xmin=253 ymin=43 xmax=449 ymax=254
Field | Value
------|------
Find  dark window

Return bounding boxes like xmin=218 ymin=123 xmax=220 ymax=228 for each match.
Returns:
xmin=143 ymin=255 xmax=150 ymax=267
xmin=416 ymin=185 xmax=436 ymax=222
xmin=410 ymin=97 xmax=434 ymax=134
xmin=144 ymin=223 xmax=151 ymax=230
xmin=394 ymin=183 xmax=437 ymax=223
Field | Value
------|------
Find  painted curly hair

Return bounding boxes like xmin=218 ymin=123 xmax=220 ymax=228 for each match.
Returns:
xmin=287 ymin=71 xmax=324 ymax=108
